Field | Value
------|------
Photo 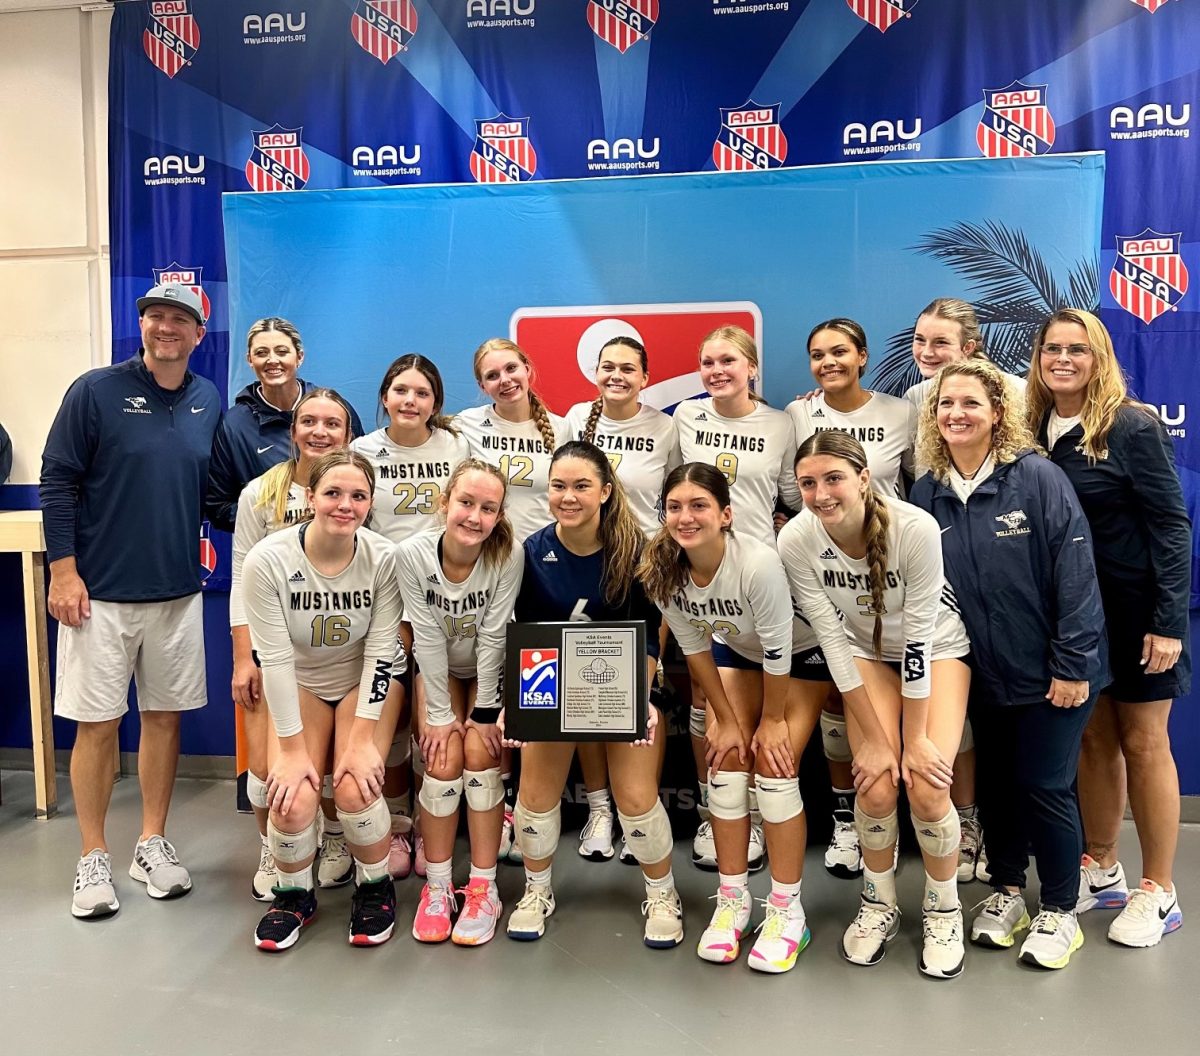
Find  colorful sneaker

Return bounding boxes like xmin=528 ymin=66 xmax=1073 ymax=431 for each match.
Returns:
xmin=413 ymin=832 xmax=429 ymax=877
xmin=506 ymin=881 xmax=555 ymax=941
xmin=748 ymin=894 xmax=811 ymax=974
xmin=956 ymin=815 xmax=983 ymax=883
xmin=747 ymin=823 xmax=767 ymax=874
xmin=348 ymin=876 xmax=396 ymax=946
xmin=692 ymin=819 xmax=717 ymax=871
xmin=618 ymin=835 xmax=637 ymax=865
xmin=452 ymin=878 xmax=502 ymax=946
xmin=412 ymin=881 xmax=455 ymax=943
xmin=387 ymin=832 xmax=413 ymax=881
xmin=841 ymin=896 xmax=901 ymax=966
xmin=1019 ymin=908 xmax=1084 ymax=969
xmin=252 ymin=836 xmax=275 ymax=902
xmin=1107 ymin=880 xmax=1183 ymax=948
xmin=579 ymin=808 xmax=615 ymax=861
xmin=920 ymin=907 xmax=965 ymax=979
xmin=697 ymin=885 xmax=753 ymax=963
xmin=254 ymin=887 xmax=317 ymax=951
xmin=825 ymin=810 xmax=863 ymax=879
xmin=72 ymin=849 xmax=119 ymax=919
xmin=969 ymin=889 xmax=1031 ymax=949
xmin=499 ymin=811 xmax=515 ymax=862
xmin=1077 ymin=855 xmax=1128 ymax=912
xmin=642 ymin=886 xmax=685 ymax=949
xmin=317 ymin=831 xmax=353 ymax=889
xmin=129 ymin=835 xmax=192 ymax=899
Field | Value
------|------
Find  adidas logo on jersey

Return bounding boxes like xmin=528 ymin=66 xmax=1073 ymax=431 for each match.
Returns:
xmin=427 ymin=574 xmax=440 ymax=584
xmin=289 ymin=570 xmax=306 ymax=582
xmin=694 ymin=411 xmax=708 ymax=421
xmin=377 ymin=448 xmax=390 ymax=458
xmin=542 ymin=550 xmax=558 ymax=563
xmin=819 ymin=547 xmax=836 ymax=560
xmin=812 ymin=408 xmax=825 ymax=418
xmin=805 ymin=653 xmax=825 ymax=664
xmin=482 ymin=417 xmax=494 ymax=427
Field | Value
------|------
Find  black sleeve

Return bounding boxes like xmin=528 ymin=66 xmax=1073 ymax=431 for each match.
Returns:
xmin=205 ymin=420 xmax=240 ymax=533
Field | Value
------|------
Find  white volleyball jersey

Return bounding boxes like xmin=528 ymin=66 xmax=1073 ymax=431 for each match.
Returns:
xmin=776 ymin=503 xmax=969 ymax=699
xmin=787 ymin=391 xmax=916 ymax=500
xmin=659 ymin=534 xmax=794 ymax=676
xmin=243 ymin=524 xmax=403 ymax=737
xmin=564 ymin=401 xmax=681 ymax=536
xmin=673 ymin=398 xmax=801 ymax=546
xmin=229 ymin=474 xmax=308 ymax=628
xmin=454 ymin=405 xmax=570 ymax=543
xmin=395 ymin=531 xmax=524 ymax=727
xmin=351 ymin=427 xmax=471 ymax=544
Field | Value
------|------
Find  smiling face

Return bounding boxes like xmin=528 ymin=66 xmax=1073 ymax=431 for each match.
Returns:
xmin=911 ymin=313 xmax=973 ymax=378
xmin=1038 ymin=320 xmax=1094 ymax=404
xmin=795 ymin=454 xmax=869 ymax=532
xmin=308 ymin=464 xmax=372 ymax=536
xmin=936 ymin=375 xmax=999 ymax=464
xmin=477 ymin=349 xmax=531 ymax=408
xmin=139 ymin=305 xmax=204 ymax=366
xmin=442 ymin=469 xmax=504 ymax=551
xmin=699 ymin=337 xmax=755 ymax=402
xmin=808 ymin=327 xmax=867 ymax=394
xmin=663 ymin=480 xmax=732 ymax=551
xmin=248 ymin=328 xmax=302 ymax=393
xmin=383 ymin=367 xmax=436 ymax=434
xmin=293 ymin=397 xmax=350 ymax=461
xmin=549 ymin=455 xmax=611 ymax=533
xmin=595 ymin=343 xmax=648 ymax=412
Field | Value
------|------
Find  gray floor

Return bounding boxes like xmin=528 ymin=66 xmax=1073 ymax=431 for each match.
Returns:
xmin=2 ymin=772 xmax=1198 ymax=1056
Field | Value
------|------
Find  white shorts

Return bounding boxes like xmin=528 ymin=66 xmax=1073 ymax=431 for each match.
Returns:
xmin=54 ymin=595 xmax=208 ymax=722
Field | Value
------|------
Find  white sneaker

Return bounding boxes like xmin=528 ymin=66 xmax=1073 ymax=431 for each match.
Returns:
xmin=920 ymin=907 xmax=965 ymax=978
xmin=969 ymin=889 xmax=1031 ymax=948
xmin=1077 ymin=855 xmax=1128 ymax=912
xmin=578 ymin=809 xmax=615 ymax=861
xmin=825 ymin=810 xmax=863 ymax=879
xmin=1107 ymin=881 xmax=1183 ymax=948
xmin=747 ymin=822 xmax=766 ymax=874
xmin=252 ymin=837 xmax=274 ymax=902
xmin=72 ymin=849 xmax=119 ymax=919
xmin=841 ymin=896 xmax=901 ymax=966
xmin=697 ymin=885 xmax=753 ymax=963
xmin=618 ymin=835 xmax=637 ymax=865
xmin=642 ymin=886 xmax=685 ymax=948
xmin=1019 ymin=908 xmax=1083 ymax=969
xmin=692 ymin=819 xmax=717 ymax=871
xmin=129 ymin=835 xmax=192 ymax=899
xmin=956 ymin=815 xmax=983 ymax=883
xmin=506 ymin=882 xmax=555 ymax=941
xmin=748 ymin=895 xmax=811 ymax=974
xmin=317 ymin=831 xmax=353 ymax=888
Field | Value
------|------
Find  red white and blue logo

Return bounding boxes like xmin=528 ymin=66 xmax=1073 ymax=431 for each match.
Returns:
xmin=588 ymin=0 xmax=658 ymax=53
xmin=846 ymin=0 xmax=917 ymax=34
xmin=519 ymin=649 xmax=558 ymax=709
xmin=199 ymin=520 xmax=218 ymax=582
xmin=143 ymin=0 xmax=199 ymax=79
xmin=245 ymin=125 xmax=311 ymax=192
xmin=1129 ymin=0 xmax=1169 ymax=12
xmin=350 ymin=0 xmax=417 ymax=65
xmin=713 ymin=102 xmax=788 ymax=172
xmin=977 ymin=81 xmax=1056 ymax=158
xmin=152 ymin=263 xmax=211 ymax=323
xmin=470 ymin=114 xmax=538 ymax=183
xmin=1110 ymin=229 xmax=1189 ymax=325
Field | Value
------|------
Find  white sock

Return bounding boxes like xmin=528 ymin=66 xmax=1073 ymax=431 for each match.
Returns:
xmin=276 ymin=864 xmax=313 ymax=892
xmin=469 ymin=863 xmax=498 ymax=883
xmin=771 ymin=877 xmax=802 ymax=902
xmin=863 ymin=865 xmax=897 ymax=907
xmin=426 ymin=857 xmax=453 ymax=889
xmin=585 ymin=788 xmax=612 ymax=814
xmin=323 ymin=818 xmax=343 ymax=837
xmin=925 ymin=872 xmax=960 ymax=912
xmin=645 ymin=870 xmax=676 ymax=897
xmin=525 ymin=864 xmax=552 ymax=887
xmin=718 ymin=870 xmax=749 ymax=892
xmin=355 ymin=854 xmax=390 ymax=885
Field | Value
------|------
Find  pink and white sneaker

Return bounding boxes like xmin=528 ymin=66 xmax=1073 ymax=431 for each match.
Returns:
xmin=411 ymin=881 xmax=454 ymax=943
xmin=451 ymin=878 xmax=502 ymax=946
xmin=697 ymin=885 xmax=753 ymax=964
xmin=388 ymin=832 xmax=412 ymax=881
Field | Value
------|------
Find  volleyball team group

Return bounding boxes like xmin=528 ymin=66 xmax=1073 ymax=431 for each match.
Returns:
xmin=47 ymin=293 xmax=1189 ymax=978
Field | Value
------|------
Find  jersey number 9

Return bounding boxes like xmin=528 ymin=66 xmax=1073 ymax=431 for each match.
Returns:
xmin=715 ymin=452 xmax=738 ymax=486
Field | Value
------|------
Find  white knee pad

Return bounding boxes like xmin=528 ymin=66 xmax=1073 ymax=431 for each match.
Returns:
xmin=912 ymin=807 xmax=961 ymax=860
xmin=246 ymin=771 xmax=268 ymax=810
xmin=821 ymin=710 xmax=852 ymax=763
xmin=689 ymin=705 xmax=707 ymax=738
xmin=321 ymin=773 xmax=335 ymax=799
xmin=387 ymin=729 xmax=412 ymax=768
xmin=463 ymin=767 xmax=504 ymax=812
xmin=411 ymin=736 xmax=425 ymax=778
xmin=268 ymin=818 xmax=317 ymax=864
xmin=754 ymin=775 xmax=804 ymax=825
xmin=854 ymin=803 xmax=899 ymax=851
xmin=338 ymin=796 xmax=392 ymax=847
xmin=618 ymin=801 xmax=673 ymax=865
xmin=418 ymin=774 xmax=464 ymax=818
xmin=513 ymin=800 xmax=561 ymax=861
xmin=958 ymin=716 xmax=974 ymax=754
xmin=707 ymin=770 xmax=751 ymax=821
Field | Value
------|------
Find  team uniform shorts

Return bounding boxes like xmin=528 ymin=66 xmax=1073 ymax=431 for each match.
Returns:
xmin=711 ymin=640 xmax=832 ymax=682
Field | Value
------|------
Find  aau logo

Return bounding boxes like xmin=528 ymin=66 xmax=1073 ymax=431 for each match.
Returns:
xmin=713 ymin=101 xmax=787 ymax=172
xmin=1129 ymin=0 xmax=1170 ymax=12
xmin=1110 ymin=229 xmax=1189 ymax=325
xmin=350 ymin=1 xmax=418 ymax=65
xmin=587 ymin=0 xmax=657 ymax=53
xmin=845 ymin=0 xmax=917 ymax=34
xmin=470 ymin=114 xmax=537 ymax=183
xmin=977 ymin=81 xmax=1056 ymax=158
xmin=245 ymin=125 xmax=310 ymax=192
xmin=153 ymin=263 xmax=211 ymax=323
xmin=143 ymin=1 xmax=199 ymax=79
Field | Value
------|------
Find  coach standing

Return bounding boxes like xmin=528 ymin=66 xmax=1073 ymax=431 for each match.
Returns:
xmin=40 ymin=283 xmax=220 ymax=920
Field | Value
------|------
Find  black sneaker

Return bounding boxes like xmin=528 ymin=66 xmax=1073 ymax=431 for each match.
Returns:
xmin=254 ymin=887 xmax=317 ymax=952
xmin=349 ymin=876 xmax=397 ymax=946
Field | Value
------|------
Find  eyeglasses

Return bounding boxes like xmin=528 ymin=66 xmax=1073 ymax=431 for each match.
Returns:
xmin=1040 ymin=343 xmax=1093 ymax=359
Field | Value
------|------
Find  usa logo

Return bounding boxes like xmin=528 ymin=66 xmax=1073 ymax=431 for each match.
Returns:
xmin=143 ymin=0 xmax=199 ymax=79
xmin=245 ymin=125 xmax=311 ymax=192
xmin=1110 ymin=230 xmax=1189 ymax=324
xmin=350 ymin=0 xmax=417 ymax=65
xmin=587 ymin=0 xmax=657 ymax=53
xmin=1129 ymin=0 xmax=1169 ymax=11
xmin=713 ymin=102 xmax=788 ymax=172
xmin=153 ymin=262 xmax=211 ymax=323
xmin=846 ymin=0 xmax=917 ymax=33
xmin=199 ymin=520 xmax=217 ymax=583
xmin=519 ymin=649 xmax=558 ymax=709
xmin=470 ymin=114 xmax=537 ymax=183
xmin=977 ymin=81 xmax=1056 ymax=158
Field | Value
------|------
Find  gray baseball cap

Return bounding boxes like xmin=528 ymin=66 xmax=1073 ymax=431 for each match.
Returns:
xmin=136 ymin=283 xmax=207 ymax=325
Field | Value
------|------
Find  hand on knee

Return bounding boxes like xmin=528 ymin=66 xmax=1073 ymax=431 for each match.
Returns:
xmin=907 ymin=783 xmax=951 ymax=825
xmin=855 ymin=782 xmax=897 ymax=823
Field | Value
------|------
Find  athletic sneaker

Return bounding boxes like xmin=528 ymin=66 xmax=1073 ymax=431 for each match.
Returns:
xmin=825 ymin=810 xmax=863 ymax=879
xmin=1077 ymin=855 xmax=1128 ymax=912
xmin=1107 ymin=880 xmax=1183 ymax=948
xmin=747 ymin=823 xmax=766 ymax=873
xmin=499 ymin=811 xmax=515 ymax=861
xmin=1019 ymin=908 xmax=1084 ymax=969
xmin=692 ymin=819 xmax=717 ymax=870
xmin=413 ymin=831 xmax=429 ymax=877
xmin=317 ymin=831 xmax=353 ymax=888
xmin=348 ymin=876 xmax=397 ymax=946
xmin=748 ymin=895 xmax=811 ymax=974
xmin=452 ymin=878 xmax=502 ymax=946
xmin=579 ymin=808 xmax=615 ymax=861
xmin=506 ymin=881 xmax=555 ymax=940
xmin=697 ymin=885 xmax=753 ymax=963
xmin=72 ymin=849 xmax=119 ymax=919
xmin=412 ymin=881 xmax=455 ymax=943
xmin=920 ymin=907 xmax=965 ymax=979
xmin=252 ymin=837 xmax=274 ymax=902
xmin=975 ymin=847 xmax=992 ymax=884
xmin=956 ymin=815 xmax=983 ymax=883
xmin=387 ymin=832 xmax=413 ymax=881
xmin=254 ymin=887 xmax=317 ymax=951
xmin=618 ymin=835 xmax=637 ymax=865
xmin=969 ymin=889 xmax=1031 ymax=948
xmin=129 ymin=835 xmax=192 ymax=899
xmin=504 ymin=813 xmax=523 ymax=864
xmin=841 ymin=896 xmax=902 ymax=966
xmin=642 ymin=886 xmax=685 ymax=949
